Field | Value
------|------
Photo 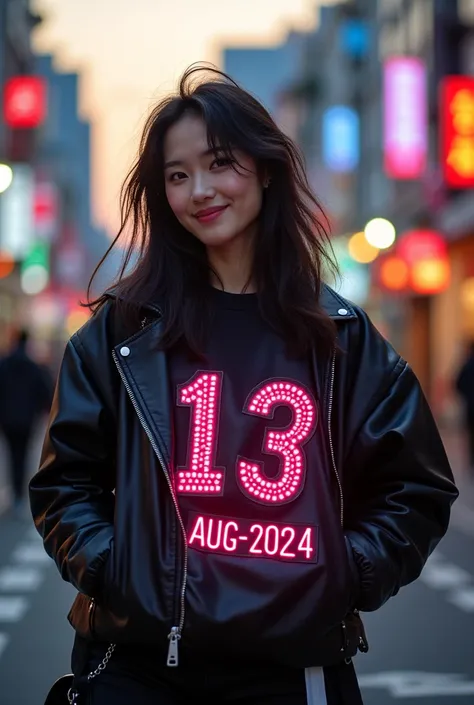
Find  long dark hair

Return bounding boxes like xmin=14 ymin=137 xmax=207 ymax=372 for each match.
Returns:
xmin=87 ymin=64 xmax=338 ymax=356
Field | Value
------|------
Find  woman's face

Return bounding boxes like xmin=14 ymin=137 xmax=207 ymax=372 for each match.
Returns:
xmin=164 ymin=113 xmax=264 ymax=250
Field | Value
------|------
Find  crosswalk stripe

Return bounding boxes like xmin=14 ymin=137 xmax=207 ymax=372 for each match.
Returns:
xmin=0 ymin=597 xmax=29 ymax=622
xmin=12 ymin=543 xmax=50 ymax=565
xmin=0 ymin=567 xmax=44 ymax=591
xmin=447 ymin=587 xmax=474 ymax=613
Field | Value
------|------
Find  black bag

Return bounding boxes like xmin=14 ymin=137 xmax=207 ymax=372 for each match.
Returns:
xmin=43 ymin=675 xmax=74 ymax=704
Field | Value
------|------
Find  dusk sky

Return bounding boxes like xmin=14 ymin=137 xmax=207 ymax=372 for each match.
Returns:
xmin=31 ymin=0 xmax=333 ymax=235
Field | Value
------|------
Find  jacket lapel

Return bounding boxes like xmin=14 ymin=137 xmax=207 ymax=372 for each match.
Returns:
xmin=113 ymin=319 xmax=173 ymax=470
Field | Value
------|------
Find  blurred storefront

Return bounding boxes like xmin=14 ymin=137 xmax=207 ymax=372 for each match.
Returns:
xmin=267 ymin=0 xmax=474 ymax=422
xmin=0 ymin=4 xmax=119 ymax=367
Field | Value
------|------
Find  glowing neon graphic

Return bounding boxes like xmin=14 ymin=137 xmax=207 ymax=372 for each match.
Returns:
xmin=238 ymin=381 xmax=317 ymax=505
xmin=187 ymin=513 xmax=317 ymax=563
xmin=177 ymin=372 xmax=224 ymax=495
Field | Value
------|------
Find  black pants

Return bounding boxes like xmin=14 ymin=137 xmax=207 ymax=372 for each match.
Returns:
xmin=4 ymin=429 xmax=30 ymax=502
xmin=71 ymin=636 xmax=363 ymax=705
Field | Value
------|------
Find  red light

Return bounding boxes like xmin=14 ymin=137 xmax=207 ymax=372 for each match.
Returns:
xmin=4 ymin=76 xmax=47 ymax=128
xmin=397 ymin=229 xmax=447 ymax=264
xmin=440 ymin=76 xmax=474 ymax=188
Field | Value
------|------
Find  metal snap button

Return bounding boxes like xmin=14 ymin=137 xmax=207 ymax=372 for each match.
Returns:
xmin=120 ymin=346 xmax=130 ymax=357
xmin=338 ymin=308 xmax=348 ymax=316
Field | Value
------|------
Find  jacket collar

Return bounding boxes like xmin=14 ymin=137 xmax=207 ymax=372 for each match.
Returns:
xmin=106 ymin=283 xmax=357 ymax=321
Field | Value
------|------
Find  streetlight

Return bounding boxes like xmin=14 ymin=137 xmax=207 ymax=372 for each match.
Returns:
xmin=364 ymin=217 xmax=396 ymax=250
xmin=0 ymin=164 xmax=13 ymax=194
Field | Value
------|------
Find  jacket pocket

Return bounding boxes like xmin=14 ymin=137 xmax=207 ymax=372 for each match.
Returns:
xmin=344 ymin=535 xmax=362 ymax=609
xmin=67 ymin=592 xmax=95 ymax=639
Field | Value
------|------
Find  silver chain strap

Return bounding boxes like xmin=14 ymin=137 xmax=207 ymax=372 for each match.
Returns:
xmin=67 ymin=643 xmax=116 ymax=704
xmin=86 ymin=643 xmax=116 ymax=681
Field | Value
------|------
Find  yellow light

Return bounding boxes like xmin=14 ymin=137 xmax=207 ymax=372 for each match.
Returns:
xmin=0 ymin=164 xmax=13 ymax=194
xmin=364 ymin=218 xmax=396 ymax=250
xmin=411 ymin=258 xmax=450 ymax=294
xmin=348 ymin=231 xmax=379 ymax=264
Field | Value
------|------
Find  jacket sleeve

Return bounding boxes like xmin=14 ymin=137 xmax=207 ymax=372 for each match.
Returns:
xmin=343 ymin=330 xmax=458 ymax=613
xmin=29 ymin=335 xmax=115 ymax=598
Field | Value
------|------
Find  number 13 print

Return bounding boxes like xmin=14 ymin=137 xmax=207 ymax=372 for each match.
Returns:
xmin=176 ymin=372 xmax=318 ymax=506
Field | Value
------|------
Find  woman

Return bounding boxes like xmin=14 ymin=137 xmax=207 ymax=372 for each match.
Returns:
xmin=30 ymin=65 xmax=457 ymax=705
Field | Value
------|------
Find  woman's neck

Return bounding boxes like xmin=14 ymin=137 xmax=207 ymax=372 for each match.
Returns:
xmin=207 ymin=235 xmax=256 ymax=294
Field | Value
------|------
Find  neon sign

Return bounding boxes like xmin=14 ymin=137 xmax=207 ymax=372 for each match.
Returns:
xmin=177 ymin=372 xmax=224 ymax=494
xmin=176 ymin=374 xmax=318 ymax=506
xmin=238 ymin=380 xmax=316 ymax=504
xmin=383 ymin=57 xmax=427 ymax=179
xmin=440 ymin=76 xmax=474 ymax=188
xmin=188 ymin=513 xmax=318 ymax=563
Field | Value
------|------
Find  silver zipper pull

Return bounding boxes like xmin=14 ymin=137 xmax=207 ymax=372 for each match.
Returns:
xmin=167 ymin=626 xmax=181 ymax=667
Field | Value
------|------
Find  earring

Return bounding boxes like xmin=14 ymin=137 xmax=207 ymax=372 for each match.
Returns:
xmin=264 ymin=178 xmax=271 ymax=189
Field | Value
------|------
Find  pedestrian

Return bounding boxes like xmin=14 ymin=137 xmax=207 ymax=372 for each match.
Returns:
xmin=30 ymin=65 xmax=458 ymax=705
xmin=0 ymin=328 xmax=53 ymax=516
xmin=455 ymin=340 xmax=474 ymax=476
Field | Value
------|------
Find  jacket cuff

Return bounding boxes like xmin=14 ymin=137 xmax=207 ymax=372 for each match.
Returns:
xmin=82 ymin=540 xmax=113 ymax=598
xmin=345 ymin=535 xmax=377 ymax=611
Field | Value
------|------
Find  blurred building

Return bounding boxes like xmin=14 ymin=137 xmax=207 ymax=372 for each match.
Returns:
xmin=0 ymin=4 xmax=121 ymax=364
xmin=252 ymin=0 xmax=474 ymax=423
xmin=223 ymin=33 xmax=307 ymax=119
xmin=0 ymin=0 xmax=41 ymax=350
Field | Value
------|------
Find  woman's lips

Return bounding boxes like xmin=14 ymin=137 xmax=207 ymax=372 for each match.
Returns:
xmin=195 ymin=206 xmax=228 ymax=223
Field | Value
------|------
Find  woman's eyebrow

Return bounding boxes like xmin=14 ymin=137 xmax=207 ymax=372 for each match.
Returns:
xmin=164 ymin=147 xmax=226 ymax=170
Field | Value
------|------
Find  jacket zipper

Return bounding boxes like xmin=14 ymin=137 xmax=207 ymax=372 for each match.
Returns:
xmin=327 ymin=349 xmax=344 ymax=527
xmin=112 ymin=349 xmax=188 ymax=667
xmin=327 ymin=350 xmax=368 ymax=657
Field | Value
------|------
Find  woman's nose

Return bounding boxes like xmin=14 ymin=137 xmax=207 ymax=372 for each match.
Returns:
xmin=191 ymin=174 xmax=215 ymax=202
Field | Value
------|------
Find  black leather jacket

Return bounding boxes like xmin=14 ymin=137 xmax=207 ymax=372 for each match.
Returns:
xmin=29 ymin=286 xmax=457 ymax=669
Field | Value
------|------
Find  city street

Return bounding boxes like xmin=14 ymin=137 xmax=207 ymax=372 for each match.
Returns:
xmin=0 ymin=429 xmax=474 ymax=704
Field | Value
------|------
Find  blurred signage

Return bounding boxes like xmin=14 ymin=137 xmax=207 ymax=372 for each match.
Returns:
xmin=4 ymin=76 xmax=47 ymax=128
xmin=322 ymin=106 xmax=359 ymax=173
xmin=397 ymin=228 xmax=447 ymax=264
xmin=440 ymin=76 xmax=474 ymax=188
xmin=339 ymin=20 xmax=369 ymax=58
xmin=383 ymin=57 xmax=427 ymax=179
xmin=55 ymin=225 xmax=87 ymax=289
xmin=34 ymin=180 xmax=59 ymax=241
xmin=0 ymin=163 xmax=34 ymax=260
xmin=376 ymin=229 xmax=450 ymax=296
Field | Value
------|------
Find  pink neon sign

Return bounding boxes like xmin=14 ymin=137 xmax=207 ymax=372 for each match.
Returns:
xmin=238 ymin=381 xmax=316 ymax=504
xmin=177 ymin=372 xmax=225 ymax=495
xmin=176 ymin=373 xmax=318 ymax=506
xmin=187 ymin=513 xmax=318 ymax=563
xmin=383 ymin=57 xmax=427 ymax=179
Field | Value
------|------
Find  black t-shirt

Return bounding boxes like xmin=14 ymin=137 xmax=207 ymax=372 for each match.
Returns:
xmin=167 ymin=288 xmax=330 ymax=564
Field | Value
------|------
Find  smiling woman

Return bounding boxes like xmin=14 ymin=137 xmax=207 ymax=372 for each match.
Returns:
xmin=87 ymin=63 xmax=337 ymax=356
xmin=30 ymin=63 xmax=457 ymax=705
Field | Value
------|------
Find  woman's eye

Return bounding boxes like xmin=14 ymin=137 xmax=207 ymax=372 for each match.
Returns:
xmin=169 ymin=171 xmax=187 ymax=182
xmin=211 ymin=157 xmax=233 ymax=169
